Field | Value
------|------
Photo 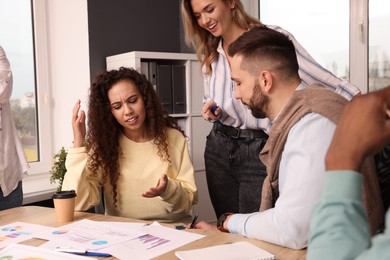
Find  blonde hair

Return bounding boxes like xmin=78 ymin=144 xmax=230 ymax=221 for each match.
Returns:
xmin=181 ymin=0 xmax=262 ymax=75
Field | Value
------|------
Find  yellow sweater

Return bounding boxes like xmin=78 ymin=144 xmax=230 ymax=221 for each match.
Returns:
xmin=62 ymin=128 xmax=198 ymax=225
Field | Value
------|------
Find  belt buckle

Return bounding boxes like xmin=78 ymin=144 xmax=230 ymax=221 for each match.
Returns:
xmin=231 ymin=128 xmax=240 ymax=138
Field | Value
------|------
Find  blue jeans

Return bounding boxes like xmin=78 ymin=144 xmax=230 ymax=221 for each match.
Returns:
xmin=0 ymin=181 xmax=23 ymax=210
xmin=205 ymin=122 xmax=268 ymax=218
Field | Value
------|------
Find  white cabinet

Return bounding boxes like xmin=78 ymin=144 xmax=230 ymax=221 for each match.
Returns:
xmin=107 ymin=51 xmax=216 ymax=223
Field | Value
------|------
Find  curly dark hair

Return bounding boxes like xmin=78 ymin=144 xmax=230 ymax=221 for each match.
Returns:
xmin=86 ymin=67 xmax=184 ymax=206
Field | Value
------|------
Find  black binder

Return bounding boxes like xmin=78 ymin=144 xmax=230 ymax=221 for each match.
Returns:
xmin=172 ymin=65 xmax=186 ymax=114
xmin=156 ymin=64 xmax=173 ymax=114
xmin=144 ymin=62 xmax=187 ymax=115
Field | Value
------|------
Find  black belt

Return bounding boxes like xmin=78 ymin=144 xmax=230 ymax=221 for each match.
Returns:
xmin=214 ymin=121 xmax=268 ymax=139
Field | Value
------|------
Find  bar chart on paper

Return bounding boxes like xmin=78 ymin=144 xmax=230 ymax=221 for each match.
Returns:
xmin=137 ymin=234 xmax=171 ymax=250
xmin=104 ymin=222 xmax=204 ymax=260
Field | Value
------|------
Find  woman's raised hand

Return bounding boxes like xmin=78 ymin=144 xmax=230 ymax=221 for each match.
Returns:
xmin=72 ymin=99 xmax=86 ymax=148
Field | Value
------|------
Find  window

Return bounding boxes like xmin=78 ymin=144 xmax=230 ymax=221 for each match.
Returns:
xmin=369 ymin=0 xmax=390 ymax=91
xmin=0 ymin=0 xmax=52 ymax=179
xmin=0 ymin=0 xmax=38 ymax=162
xmin=257 ymin=0 xmax=390 ymax=93
xmin=259 ymin=0 xmax=350 ymax=81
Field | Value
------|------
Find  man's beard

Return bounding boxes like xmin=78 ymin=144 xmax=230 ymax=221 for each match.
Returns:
xmin=247 ymin=80 xmax=269 ymax=118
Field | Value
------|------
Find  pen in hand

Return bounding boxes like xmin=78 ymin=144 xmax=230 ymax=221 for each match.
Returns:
xmin=190 ymin=213 xmax=199 ymax=229
xmin=211 ymin=105 xmax=219 ymax=114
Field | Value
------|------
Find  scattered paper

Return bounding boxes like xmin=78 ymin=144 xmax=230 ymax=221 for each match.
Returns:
xmin=37 ymin=219 xmax=144 ymax=251
xmin=0 ymin=222 xmax=55 ymax=249
xmin=2 ymin=219 xmax=205 ymax=260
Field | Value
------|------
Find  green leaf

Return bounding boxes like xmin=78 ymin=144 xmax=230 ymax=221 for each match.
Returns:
xmin=49 ymin=146 xmax=68 ymax=192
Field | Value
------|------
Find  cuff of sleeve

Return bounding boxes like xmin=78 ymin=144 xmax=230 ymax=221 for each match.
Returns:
xmin=227 ymin=212 xmax=259 ymax=235
xmin=322 ymin=170 xmax=362 ymax=201
xmin=226 ymin=214 xmax=238 ymax=233
xmin=160 ymin=178 xmax=176 ymax=200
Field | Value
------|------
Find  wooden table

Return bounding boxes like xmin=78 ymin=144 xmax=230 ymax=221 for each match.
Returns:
xmin=0 ymin=206 xmax=306 ymax=259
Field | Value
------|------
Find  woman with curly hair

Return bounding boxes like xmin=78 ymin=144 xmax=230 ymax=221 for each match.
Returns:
xmin=62 ymin=67 xmax=198 ymax=225
xmin=181 ymin=0 xmax=361 ymax=219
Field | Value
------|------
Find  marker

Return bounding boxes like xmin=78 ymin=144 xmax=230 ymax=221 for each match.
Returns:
xmin=55 ymin=247 xmax=112 ymax=257
xmin=190 ymin=213 xmax=199 ymax=229
xmin=211 ymin=105 xmax=219 ymax=113
xmin=175 ymin=225 xmax=186 ymax=230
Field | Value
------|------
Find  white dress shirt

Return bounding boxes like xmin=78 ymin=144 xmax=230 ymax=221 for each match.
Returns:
xmin=227 ymin=112 xmax=336 ymax=249
xmin=0 ymin=46 xmax=28 ymax=196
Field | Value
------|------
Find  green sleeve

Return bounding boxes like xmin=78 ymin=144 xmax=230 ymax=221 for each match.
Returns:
xmin=308 ymin=170 xmax=371 ymax=259
xmin=308 ymin=170 xmax=390 ymax=259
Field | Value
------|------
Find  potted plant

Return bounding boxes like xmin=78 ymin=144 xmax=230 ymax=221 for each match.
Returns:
xmin=50 ymin=146 xmax=68 ymax=192
xmin=49 ymin=147 xmax=79 ymax=220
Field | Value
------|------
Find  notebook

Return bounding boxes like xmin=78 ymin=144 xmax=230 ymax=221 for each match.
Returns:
xmin=175 ymin=241 xmax=275 ymax=260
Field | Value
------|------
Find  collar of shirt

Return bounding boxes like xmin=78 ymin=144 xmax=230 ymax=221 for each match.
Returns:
xmin=271 ymin=82 xmax=305 ymax=125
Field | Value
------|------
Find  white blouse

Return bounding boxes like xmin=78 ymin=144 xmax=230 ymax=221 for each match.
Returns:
xmin=0 ymin=45 xmax=28 ymax=196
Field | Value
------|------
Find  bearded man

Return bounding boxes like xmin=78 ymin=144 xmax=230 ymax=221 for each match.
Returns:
xmin=191 ymin=26 xmax=383 ymax=250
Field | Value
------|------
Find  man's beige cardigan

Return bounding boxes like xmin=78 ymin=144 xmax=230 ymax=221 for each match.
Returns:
xmin=259 ymin=85 xmax=384 ymax=235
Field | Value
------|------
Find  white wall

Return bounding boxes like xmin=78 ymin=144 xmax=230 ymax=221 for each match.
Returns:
xmin=47 ymin=0 xmax=90 ymax=151
xmin=23 ymin=0 xmax=90 ymax=203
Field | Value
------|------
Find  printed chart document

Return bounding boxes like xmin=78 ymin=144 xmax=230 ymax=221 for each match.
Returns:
xmin=37 ymin=220 xmax=204 ymax=259
xmin=175 ymin=241 xmax=275 ymax=260
xmin=37 ymin=219 xmax=145 ymax=251
xmin=105 ymin=222 xmax=205 ymax=260
xmin=0 ymin=244 xmax=95 ymax=260
xmin=0 ymin=222 xmax=55 ymax=249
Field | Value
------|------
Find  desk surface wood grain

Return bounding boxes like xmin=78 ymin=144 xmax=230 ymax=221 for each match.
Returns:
xmin=0 ymin=206 xmax=306 ymax=259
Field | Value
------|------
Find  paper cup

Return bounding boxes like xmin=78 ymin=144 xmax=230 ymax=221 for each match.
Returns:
xmin=52 ymin=190 xmax=77 ymax=223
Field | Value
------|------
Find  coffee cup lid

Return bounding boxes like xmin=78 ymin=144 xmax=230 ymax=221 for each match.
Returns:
xmin=52 ymin=190 xmax=77 ymax=199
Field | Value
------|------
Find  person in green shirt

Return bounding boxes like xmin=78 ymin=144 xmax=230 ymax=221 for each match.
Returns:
xmin=308 ymin=86 xmax=390 ymax=259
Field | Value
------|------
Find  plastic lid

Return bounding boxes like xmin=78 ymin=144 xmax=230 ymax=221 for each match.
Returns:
xmin=52 ymin=190 xmax=77 ymax=199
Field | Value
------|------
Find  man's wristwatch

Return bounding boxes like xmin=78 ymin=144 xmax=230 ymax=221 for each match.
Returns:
xmin=217 ymin=212 xmax=233 ymax=232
